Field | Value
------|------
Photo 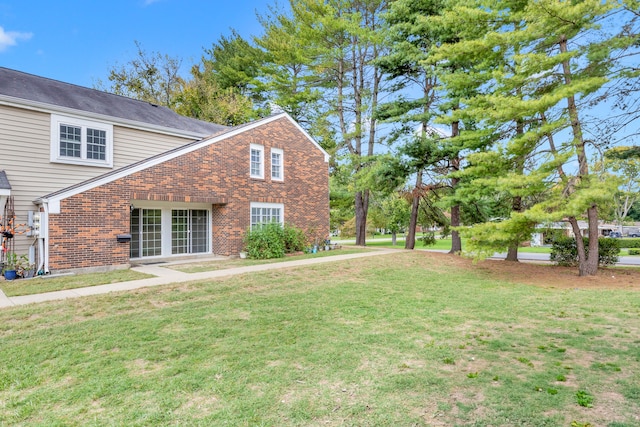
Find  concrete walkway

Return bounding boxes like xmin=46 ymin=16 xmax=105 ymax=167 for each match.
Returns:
xmin=0 ymin=249 xmax=396 ymax=309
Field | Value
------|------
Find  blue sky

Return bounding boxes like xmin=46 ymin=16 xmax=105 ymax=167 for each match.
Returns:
xmin=0 ymin=0 xmax=276 ymax=88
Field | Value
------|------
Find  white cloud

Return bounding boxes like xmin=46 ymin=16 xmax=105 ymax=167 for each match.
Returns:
xmin=0 ymin=26 xmax=33 ymax=52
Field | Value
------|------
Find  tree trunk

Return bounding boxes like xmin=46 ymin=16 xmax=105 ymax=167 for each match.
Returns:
xmin=450 ymin=204 xmax=462 ymax=254
xmin=449 ymin=118 xmax=461 ymax=254
xmin=582 ymin=205 xmax=600 ymax=276
xmin=569 ymin=216 xmax=587 ymax=267
xmin=505 ymin=195 xmax=523 ymax=262
xmin=355 ymin=190 xmax=369 ymax=246
xmin=391 ymin=231 xmax=397 ymax=246
xmin=505 ymin=245 xmax=519 ymax=262
xmin=505 ymin=115 xmax=526 ymax=263
xmin=405 ymin=172 xmax=422 ymax=250
xmin=559 ymin=35 xmax=598 ymax=276
xmin=449 ymin=156 xmax=461 ymax=254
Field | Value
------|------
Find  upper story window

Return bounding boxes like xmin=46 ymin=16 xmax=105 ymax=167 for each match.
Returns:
xmin=271 ymin=148 xmax=283 ymax=181
xmin=250 ymin=143 xmax=264 ymax=179
xmin=51 ymin=114 xmax=113 ymax=168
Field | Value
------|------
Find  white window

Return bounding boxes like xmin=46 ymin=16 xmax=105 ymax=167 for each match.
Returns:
xmin=51 ymin=114 xmax=113 ymax=167
xmin=250 ymin=143 xmax=264 ymax=179
xmin=271 ymin=148 xmax=283 ymax=181
xmin=250 ymin=202 xmax=284 ymax=229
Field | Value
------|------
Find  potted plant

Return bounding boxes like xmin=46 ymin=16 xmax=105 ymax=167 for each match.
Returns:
xmin=3 ymin=252 xmax=24 ymax=280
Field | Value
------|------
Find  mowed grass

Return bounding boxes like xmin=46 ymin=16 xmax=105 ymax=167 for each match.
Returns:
xmin=0 ymin=249 xmax=368 ymax=297
xmin=0 ymin=270 xmax=154 ymax=297
xmin=0 ymin=251 xmax=639 ymax=426
xmin=169 ymin=248 xmax=369 ymax=273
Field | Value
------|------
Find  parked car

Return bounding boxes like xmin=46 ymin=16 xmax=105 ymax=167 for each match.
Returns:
xmin=609 ymin=231 xmax=622 ymax=238
xmin=629 ymin=232 xmax=640 ymax=238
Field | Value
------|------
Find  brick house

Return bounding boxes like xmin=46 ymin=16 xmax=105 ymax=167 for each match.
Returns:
xmin=0 ymin=67 xmax=329 ymax=274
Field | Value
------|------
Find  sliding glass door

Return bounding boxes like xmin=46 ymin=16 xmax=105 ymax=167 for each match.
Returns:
xmin=172 ymin=209 xmax=209 ymax=255
xmin=130 ymin=208 xmax=162 ymax=258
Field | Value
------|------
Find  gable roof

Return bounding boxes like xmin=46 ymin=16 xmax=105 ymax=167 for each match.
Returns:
xmin=38 ymin=113 xmax=330 ymax=212
xmin=0 ymin=67 xmax=227 ymax=138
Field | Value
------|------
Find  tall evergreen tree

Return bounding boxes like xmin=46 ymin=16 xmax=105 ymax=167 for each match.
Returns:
xmin=377 ymin=0 xmax=443 ymax=250
xmin=431 ymin=0 xmax=636 ymax=275
xmin=286 ymin=0 xmax=389 ymax=246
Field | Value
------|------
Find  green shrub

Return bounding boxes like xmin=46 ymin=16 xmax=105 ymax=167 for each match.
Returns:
xmin=550 ymin=237 xmax=579 ymax=267
xmin=244 ymin=224 xmax=285 ymax=259
xmin=599 ymin=238 xmax=622 ymax=265
xmin=243 ymin=223 xmax=310 ymax=259
xmin=550 ymin=236 xmax=620 ymax=267
xmin=619 ymin=238 xmax=640 ymax=249
xmin=283 ymin=223 xmax=309 ymax=253
xmin=628 ymin=249 xmax=640 ymax=255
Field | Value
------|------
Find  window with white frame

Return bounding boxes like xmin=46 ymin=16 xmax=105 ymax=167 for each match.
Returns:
xmin=271 ymin=148 xmax=283 ymax=181
xmin=250 ymin=143 xmax=264 ymax=179
xmin=51 ymin=114 xmax=113 ymax=167
xmin=250 ymin=202 xmax=284 ymax=229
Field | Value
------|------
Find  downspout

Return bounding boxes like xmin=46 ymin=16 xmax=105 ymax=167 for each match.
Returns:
xmin=37 ymin=236 xmax=45 ymax=274
xmin=40 ymin=200 xmax=50 ymax=274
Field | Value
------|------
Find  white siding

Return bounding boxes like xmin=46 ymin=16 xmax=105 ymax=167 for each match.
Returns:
xmin=112 ymin=126 xmax=199 ymax=167
xmin=0 ymin=104 xmax=199 ymax=257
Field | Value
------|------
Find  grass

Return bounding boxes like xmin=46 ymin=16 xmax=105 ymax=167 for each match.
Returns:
xmin=0 ymin=251 xmax=638 ymax=426
xmin=169 ymin=248 xmax=370 ymax=273
xmin=0 ymin=249 xmax=369 ymax=296
xmin=0 ymin=270 xmax=154 ymax=297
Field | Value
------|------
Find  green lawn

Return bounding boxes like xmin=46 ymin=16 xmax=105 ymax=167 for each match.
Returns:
xmin=0 ymin=249 xmax=369 ymax=297
xmin=0 ymin=269 xmax=154 ymax=297
xmin=0 ymin=251 xmax=638 ymax=426
xmin=169 ymin=248 xmax=370 ymax=273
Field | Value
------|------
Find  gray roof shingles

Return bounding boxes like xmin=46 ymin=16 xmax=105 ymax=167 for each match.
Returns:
xmin=0 ymin=67 xmax=227 ymax=136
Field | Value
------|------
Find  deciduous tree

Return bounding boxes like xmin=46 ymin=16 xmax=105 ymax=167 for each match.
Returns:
xmin=96 ymin=41 xmax=184 ymax=108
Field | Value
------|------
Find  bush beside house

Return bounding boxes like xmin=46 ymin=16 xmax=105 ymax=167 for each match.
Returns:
xmin=243 ymin=224 xmax=311 ymax=259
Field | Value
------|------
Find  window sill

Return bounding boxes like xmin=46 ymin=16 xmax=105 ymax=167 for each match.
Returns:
xmin=51 ymin=158 xmax=113 ymax=168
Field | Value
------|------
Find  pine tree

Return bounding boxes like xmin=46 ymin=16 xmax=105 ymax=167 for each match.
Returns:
xmin=430 ymin=0 xmax=635 ymax=275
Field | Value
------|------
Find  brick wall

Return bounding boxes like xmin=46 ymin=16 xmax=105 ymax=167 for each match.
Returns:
xmin=47 ymin=117 xmax=329 ymax=270
xmin=48 ymin=186 xmax=131 ymax=271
